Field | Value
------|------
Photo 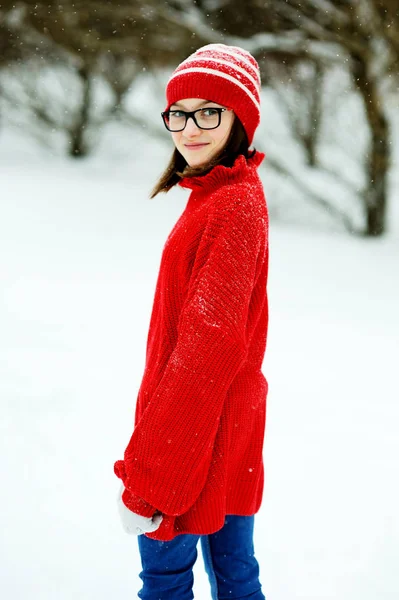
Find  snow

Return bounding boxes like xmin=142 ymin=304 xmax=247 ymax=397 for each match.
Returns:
xmin=1 ymin=123 xmax=398 ymax=600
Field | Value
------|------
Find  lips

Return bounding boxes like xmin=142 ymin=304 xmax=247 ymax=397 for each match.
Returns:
xmin=184 ymin=143 xmax=209 ymax=149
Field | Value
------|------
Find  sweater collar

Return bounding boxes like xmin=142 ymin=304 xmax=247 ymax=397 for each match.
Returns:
xmin=178 ymin=151 xmax=265 ymax=193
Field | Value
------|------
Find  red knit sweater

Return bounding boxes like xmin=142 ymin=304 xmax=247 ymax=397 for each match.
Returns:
xmin=114 ymin=151 xmax=269 ymax=541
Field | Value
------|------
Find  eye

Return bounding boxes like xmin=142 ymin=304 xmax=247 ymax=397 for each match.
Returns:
xmin=169 ymin=110 xmax=186 ymax=118
xmin=200 ymin=108 xmax=220 ymax=118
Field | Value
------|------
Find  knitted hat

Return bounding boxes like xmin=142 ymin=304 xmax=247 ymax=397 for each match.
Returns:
xmin=165 ymin=43 xmax=261 ymax=146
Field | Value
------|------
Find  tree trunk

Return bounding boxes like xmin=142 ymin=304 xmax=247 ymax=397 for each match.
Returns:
xmin=109 ymin=88 xmax=125 ymax=117
xmin=68 ymin=65 xmax=91 ymax=158
xmin=352 ymin=56 xmax=389 ymax=237
xmin=303 ymin=61 xmax=323 ymax=168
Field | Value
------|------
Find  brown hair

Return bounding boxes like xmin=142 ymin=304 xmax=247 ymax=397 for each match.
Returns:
xmin=150 ymin=116 xmax=255 ymax=198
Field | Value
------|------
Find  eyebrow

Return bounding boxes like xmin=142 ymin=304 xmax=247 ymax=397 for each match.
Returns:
xmin=170 ymin=100 xmax=218 ymax=109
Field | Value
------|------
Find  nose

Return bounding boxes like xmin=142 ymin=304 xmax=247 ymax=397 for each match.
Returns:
xmin=183 ymin=116 xmax=201 ymax=137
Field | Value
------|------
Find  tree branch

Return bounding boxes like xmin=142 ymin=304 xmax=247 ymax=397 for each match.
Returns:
xmin=158 ymin=0 xmax=345 ymax=64
xmin=262 ymin=152 xmax=359 ymax=233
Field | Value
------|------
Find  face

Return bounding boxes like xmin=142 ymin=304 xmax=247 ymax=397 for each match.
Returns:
xmin=168 ymin=98 xmax=235 ymax=168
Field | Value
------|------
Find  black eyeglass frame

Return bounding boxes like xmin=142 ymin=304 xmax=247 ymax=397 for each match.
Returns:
xmin=161 ymin=107 xmax=229 ymax=132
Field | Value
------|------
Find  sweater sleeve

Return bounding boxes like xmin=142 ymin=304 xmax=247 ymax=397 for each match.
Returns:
xmin=117 ymin=198 xmax=266 ymax=516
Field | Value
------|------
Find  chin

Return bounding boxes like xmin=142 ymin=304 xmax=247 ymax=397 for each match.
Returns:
xmin=187 ymin=159 xmax=206 ymax=168
xmin=185 ymin=152 xmax=215 ymax=168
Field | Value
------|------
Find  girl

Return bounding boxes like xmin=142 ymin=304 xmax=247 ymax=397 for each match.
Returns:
xmin=114 ymin=43 xmax=269 ymax=600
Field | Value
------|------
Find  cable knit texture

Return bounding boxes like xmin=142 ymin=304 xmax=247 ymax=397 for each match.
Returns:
xmin=114 ymin=151 xmax=269 ymax=541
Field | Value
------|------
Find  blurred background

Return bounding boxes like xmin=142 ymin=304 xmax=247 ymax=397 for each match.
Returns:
xmin=1 ymin=0 xmax=398 ymax=234
xmin=1 ymin=3 xmax=399 ymax=600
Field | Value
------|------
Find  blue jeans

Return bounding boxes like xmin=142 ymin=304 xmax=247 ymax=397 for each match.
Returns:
xmin=137 ymin=515 xmax=266 ymax=600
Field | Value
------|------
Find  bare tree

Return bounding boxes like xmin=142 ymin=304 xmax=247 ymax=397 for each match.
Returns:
xmin=98 ymin=54 xmax=141 ymax=116
xmin=0 ymin=1 xmax=211 ymax=155
xmin=258 ymin=0 xmax=398 ymax=235
xmin=1 ymin=1 xmax=397 ymax=233
xmin=260 ymin=56 xmax=325 ymax=168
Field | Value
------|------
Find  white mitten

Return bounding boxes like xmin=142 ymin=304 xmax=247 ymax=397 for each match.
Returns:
xmin=117 ymin=484 xmax=163 ymax=535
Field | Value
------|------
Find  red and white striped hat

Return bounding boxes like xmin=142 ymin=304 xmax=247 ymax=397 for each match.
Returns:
xmin=165 ymin=43 xmax=261 ymax=146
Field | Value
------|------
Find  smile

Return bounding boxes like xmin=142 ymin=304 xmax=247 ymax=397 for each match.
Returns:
xmin=184 ymin=143 xmax=209 ymax=150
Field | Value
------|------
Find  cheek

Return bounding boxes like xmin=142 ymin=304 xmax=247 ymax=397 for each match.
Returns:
xmin=215 ymin=130 xmax=227 ymax=145
xmin=214 ymin=122 xmax=233 ymax=146
xmin=171 ymin=132 xmax=181 ymax=148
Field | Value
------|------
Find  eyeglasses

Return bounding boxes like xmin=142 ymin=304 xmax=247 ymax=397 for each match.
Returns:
xmin=161 ymin=107 xmax=229 ymax=132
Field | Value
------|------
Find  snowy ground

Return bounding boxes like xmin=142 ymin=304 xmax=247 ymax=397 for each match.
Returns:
xmin=1 ymin=126 xmax=399 ymax=600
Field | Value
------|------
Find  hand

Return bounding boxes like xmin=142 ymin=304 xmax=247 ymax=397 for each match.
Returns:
xmin=117 ymin=484 xmax=163 ymax=535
